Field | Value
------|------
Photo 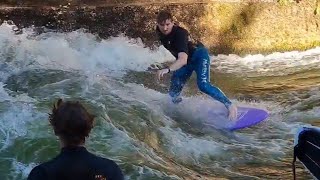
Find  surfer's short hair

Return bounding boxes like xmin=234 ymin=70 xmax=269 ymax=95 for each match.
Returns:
xmin=157 ymin=10 xmax=173 ymax=24
xmin=49 ymin=99 xmax=95 ymax=145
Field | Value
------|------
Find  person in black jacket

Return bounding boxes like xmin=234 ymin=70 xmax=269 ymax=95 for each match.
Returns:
xmin=155 ymin=10 xmax=237 ymax=120
xmin=28 ymin=99 xmax=124 ymax=180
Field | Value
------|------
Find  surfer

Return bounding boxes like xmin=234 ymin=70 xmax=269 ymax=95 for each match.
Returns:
xmin=155 ymin=10 xmax=237 ymax=120
xmin=28 ymin=99 xmax=124 ymax=180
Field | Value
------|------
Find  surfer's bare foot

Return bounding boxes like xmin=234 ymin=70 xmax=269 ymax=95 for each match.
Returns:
xmin=228 ymin=104 xmax=237 ymax=121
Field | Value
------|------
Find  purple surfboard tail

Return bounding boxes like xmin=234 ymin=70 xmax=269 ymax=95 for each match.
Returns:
xmin=204 ymin=107 xmax=269 ymax=131
xmin=228 ymin=107 xmax=269 ymax=131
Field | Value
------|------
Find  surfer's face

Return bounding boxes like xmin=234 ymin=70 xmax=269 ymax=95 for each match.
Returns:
xmin=157 ymin=19 xmax=174 ymax=35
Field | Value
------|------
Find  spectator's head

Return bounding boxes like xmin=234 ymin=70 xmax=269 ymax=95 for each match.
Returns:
xmin=49 ymin=99 xmax=95 ymax=147
xmin=157 ymin=10 xmax=174 ymax=35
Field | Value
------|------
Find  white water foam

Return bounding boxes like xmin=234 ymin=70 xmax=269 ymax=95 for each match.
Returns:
xmin=107 ymin=82 xmax=291 ymax=164
xmin=11 ymin=160 xmax=37 ymax=179
xmin=0 ymin=22 xmax=174 ymax=82
xmin=1 ymin=21 xmax=320 ymax=80
xmin=0 ymin=102 xmax=41 ymax=151
xmin=212 ymin=48 xmax=320 ymax=76
xmin=0 ymin=82 xmax=40 ymax=151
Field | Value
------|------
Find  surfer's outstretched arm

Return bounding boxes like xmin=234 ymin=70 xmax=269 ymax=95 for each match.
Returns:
xmin=157 ymin=52 xmax=188 ymax=80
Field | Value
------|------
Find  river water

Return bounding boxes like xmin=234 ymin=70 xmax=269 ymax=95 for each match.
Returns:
xmin=0 ymin=22 xmax=319 ymax=179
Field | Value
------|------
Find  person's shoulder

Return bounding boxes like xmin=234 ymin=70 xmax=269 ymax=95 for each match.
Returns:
xmin=28 ymin=164 xmax=47 ymax=180
xmin=175 ymin=25 xmax=189 ymax=35
xmin=86 ymin=151 xmax=118 ymax=166
xmin=29 ymin=164 xmax=45 ymax=174
xmin=96 ymin=155 xmax=120 ymax=167
xmin=173 ymin=26 xmax=189 ymax=40
xmin=92 ymin=155 xmax=124 ymax=179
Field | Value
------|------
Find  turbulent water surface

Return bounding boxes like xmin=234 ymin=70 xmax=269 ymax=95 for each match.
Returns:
xmin=0 ymin=22 xmax=319 ymax=179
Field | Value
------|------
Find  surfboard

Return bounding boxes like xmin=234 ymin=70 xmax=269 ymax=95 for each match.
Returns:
xmin=293 ymin=126 xmax=320 ymax=180
xmin=204 ymin=106 xmax=269 ymax=131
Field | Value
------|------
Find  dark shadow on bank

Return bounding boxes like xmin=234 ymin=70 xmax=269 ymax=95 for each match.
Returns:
xmin=0 ymin=5 xmax=160 ymax=47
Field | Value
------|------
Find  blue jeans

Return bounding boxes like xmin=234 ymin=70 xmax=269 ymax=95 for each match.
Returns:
xmin=169 ymin=47 xmax=232 ymax=108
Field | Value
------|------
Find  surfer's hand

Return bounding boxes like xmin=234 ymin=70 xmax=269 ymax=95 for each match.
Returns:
xmin=228 ymin=104 xmax=237 ymax=121
xmin=157 ymin=68 xmax=170 ymax=81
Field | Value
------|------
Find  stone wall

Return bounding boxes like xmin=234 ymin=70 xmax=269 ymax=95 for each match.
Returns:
xmin=0 ymin=0 xmax=319 ymax=55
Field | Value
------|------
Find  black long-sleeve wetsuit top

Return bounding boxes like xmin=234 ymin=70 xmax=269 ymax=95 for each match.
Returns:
xmin=28 ymin=146 xmax=124 ymax=180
